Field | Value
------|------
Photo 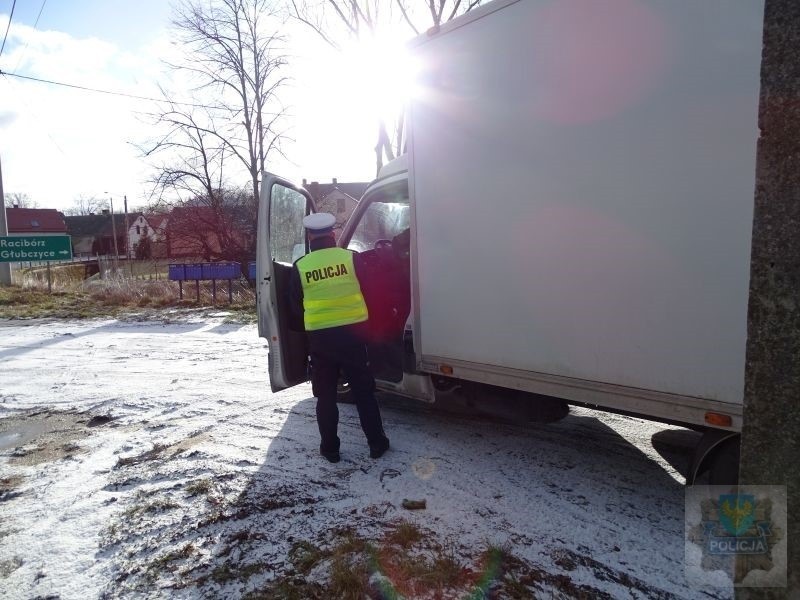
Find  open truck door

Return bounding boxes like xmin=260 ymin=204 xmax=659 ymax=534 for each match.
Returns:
xmin=257 ymin=174 xmax=313 ymax=392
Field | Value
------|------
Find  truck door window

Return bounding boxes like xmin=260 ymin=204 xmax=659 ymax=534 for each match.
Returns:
xmin=270 ymin=184 xmax=307 ymax=264
xmin=347 ymin=184 xmax=410 ymax=253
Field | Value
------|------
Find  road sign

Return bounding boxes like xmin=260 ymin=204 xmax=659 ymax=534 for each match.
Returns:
xmin=0 ymin=235 xmax=73 ymax=263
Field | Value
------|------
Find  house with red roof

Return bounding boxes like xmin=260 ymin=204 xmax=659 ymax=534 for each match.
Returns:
xmin=5 ymin=207 xmax=67 ymax=235
xmin=3 ymin=207 xmax=68 ymax=266
xmin=166 ymin=205 xmax=253 ymax=263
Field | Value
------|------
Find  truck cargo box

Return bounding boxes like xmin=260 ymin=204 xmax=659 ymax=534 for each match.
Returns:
xmin=405 ymin=0 xmax=764 ymax=425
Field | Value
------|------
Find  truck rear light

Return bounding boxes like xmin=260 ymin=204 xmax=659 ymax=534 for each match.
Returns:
xmin=439 ymin=365 xmax=454 ymax=375
xmin=705 ymin=412 xmax=733 ymax=427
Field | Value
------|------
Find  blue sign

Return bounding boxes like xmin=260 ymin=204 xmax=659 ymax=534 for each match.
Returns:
xmin=168 ymin=262 xmax=241 ymax=281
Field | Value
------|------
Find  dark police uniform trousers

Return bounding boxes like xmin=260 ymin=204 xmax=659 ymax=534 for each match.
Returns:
xmin=307 ymin=326 xmax=387 ymax=454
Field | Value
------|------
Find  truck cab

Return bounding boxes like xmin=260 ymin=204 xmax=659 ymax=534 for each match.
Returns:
xmin=256 ymin=156 xmax=436 ymax=402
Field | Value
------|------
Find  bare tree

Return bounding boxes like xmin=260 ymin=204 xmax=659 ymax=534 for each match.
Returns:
xmin=146 ymin=103 xmax=230 ymax=206
xmin=145 ymin=0 xmax=289 ymax=207
xmin=63 ymin=194 xmax=108 ymax=216
xmin=4 ymin=192 xmax=39 ymax=209
xmin=139 ymin=0 xmax=288 ymax=268
xmin=289 ymin=0 xmax=484 ymax=172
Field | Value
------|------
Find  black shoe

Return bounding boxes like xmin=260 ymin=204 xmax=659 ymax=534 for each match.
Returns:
xmin=369 ymin=438 xmax=390 ymax=459
xmin=320 ymin=446 xmax=341 ymax=463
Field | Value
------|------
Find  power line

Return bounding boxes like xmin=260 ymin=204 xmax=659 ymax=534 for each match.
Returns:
xmin=14 ymin=0 xmax=48 ymax=71
xmin=0 ymin=68 xmax=290 ymax=116
xmin=32 ymin=0 xmax=46 ymax=28
xmin=0 ymin=68 xmax=224 ymax=110
xmin=0 ymin=73 xmax=67 ymax=157
xmin=0 ymin=0 xmax=17 ymax=57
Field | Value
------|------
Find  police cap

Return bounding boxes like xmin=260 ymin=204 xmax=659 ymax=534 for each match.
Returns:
xmin=302 ymin=212 xmax=336 ymax=234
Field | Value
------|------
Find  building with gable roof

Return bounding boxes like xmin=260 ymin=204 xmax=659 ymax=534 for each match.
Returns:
xmin=5 ymin=207 xmax=67 ymax=235
xmin=302 ymin=178 xmax=369 ymax=240
xmin=64 ymin=211 xmax=141 ymax=257
xmin=128 ymin=214 xmax=168 ymax=258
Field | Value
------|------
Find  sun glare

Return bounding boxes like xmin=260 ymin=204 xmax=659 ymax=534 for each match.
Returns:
xmin=288 ymin=26 xmax=421 ymax=182
xmin=340 ymin=32 xmax=420 ymax=121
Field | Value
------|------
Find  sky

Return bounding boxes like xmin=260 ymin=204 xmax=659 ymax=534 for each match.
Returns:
xmin=0 ymin=0 xmax=393 ymax=212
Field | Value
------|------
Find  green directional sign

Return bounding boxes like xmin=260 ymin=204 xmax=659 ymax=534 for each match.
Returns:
xmin=0 ymin=235 xmax=73 ymax=262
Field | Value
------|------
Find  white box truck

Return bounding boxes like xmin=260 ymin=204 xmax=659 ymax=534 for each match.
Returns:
xmin=257 ymin=0 xmax=765 ymax=484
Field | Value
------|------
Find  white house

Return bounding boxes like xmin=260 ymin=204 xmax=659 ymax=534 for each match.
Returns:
xmin=128 ymin=214 xmax=168 ymax=258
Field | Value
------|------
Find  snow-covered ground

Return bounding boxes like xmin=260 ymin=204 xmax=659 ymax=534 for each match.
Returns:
xmin=0 ymin=317 xmax=730 ymax=599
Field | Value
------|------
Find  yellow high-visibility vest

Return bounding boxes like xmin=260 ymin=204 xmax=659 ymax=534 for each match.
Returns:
xmin=296 ymin=247 xmax=368 ymax=331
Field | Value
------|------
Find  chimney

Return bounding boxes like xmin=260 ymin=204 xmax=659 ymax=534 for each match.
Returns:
xmin=302 ymin=178 xmax=307 ymax=186
xmin=332 ymin=178 xmax=338 ymax=185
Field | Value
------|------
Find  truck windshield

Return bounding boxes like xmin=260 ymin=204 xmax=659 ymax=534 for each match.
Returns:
xmin=346 ymin=182 xmax=410 ymax=253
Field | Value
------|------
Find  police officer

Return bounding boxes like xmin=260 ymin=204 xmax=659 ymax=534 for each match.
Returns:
xmin=290 ymin=212 xmax=390 ymax=463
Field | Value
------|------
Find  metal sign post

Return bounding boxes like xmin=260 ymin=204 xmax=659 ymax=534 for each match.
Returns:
xmin=0 ymin=157 xmax=10 ymax=285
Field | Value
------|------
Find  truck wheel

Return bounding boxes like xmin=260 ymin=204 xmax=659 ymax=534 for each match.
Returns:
xmin=527 ymin=395 xmax=569 ymax=423
xmin=708 ymin=436 xmax=740 ymax=486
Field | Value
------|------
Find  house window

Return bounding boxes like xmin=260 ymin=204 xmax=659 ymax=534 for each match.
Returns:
xmin=136 ymin=226 xmax=141 ymax=234
xmin=143 ymin=226 xmax=148 ymax=235
xmin=31 ymin=220 xmax=40 ymax=227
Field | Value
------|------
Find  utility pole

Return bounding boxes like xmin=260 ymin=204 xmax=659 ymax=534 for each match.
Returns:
xmin=109 ymin=196 xmax=120 ymax=274
xmin=737 ymin=0 xmax=800 ymax=597
xmin=0 ymin=156 xmax=11 ymax=285
xmin=124 ymin=194 xmax=132 ymax=276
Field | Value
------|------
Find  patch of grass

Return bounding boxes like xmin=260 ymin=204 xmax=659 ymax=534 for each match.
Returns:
xmin=289 ymin=540 xmax=328 ymax=574
xmin=0 ymin=475 xmax=24 ymax=499
xmin=330 ymin=555 xmax=368 ymax=600
xmin=334 ymin=530 xmax=369 ymax=556
xmin=123 ymin=497 xmax=180 ymax=518
xmin=385 ymin=521 xmax=423 ymax=549
xmin=116 ymin=444 xmax=169 ymax=467
xmin=0 ymin=276 xmax=257 ymax=320
xmin=0 ymin=556 xmax=24 ymax=578
xmin=227 ymin=530 xmax=251 ymax=544
xmin=0 ymin=286 xmax=107 ymax=319
xmin=240 ymin=563 xmax=268 ymax=579
xmin=244 ymin=578 xmax=326 ymax=600
xmin=258 ymin=530 xmax=537 ymax=600
xmin=211 ymin=561 xmax=268 ymax=584
xmin=221 ymin=302 xmax=257 ymax=324
xmin=107 ymin=522 xmax=120 ymax=536
xmin=502 ymin=574 xmax=536 ymax=600
xmin=480 ymin=543 xmax=512 ymax=572
xmin=148 ymin=543 xmax=196 ymax=575
xmin=211 ymin=563 xmax=236 ymax=583
xmin=185 ymin=478 xmax=212 ymax=496
xmin=143 ymin=498 xmax=180 ymax=513
xmin=424 ymin=547 xmax=463 ymax=588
